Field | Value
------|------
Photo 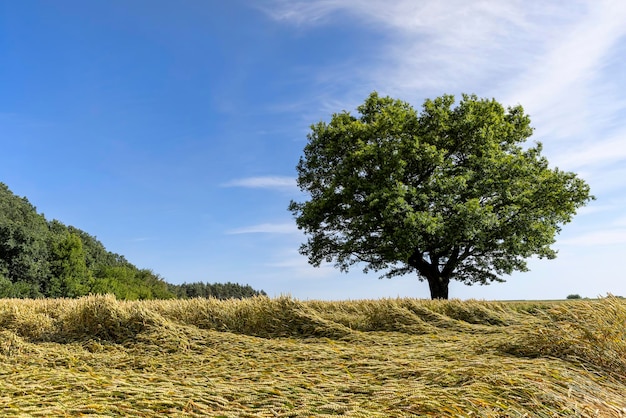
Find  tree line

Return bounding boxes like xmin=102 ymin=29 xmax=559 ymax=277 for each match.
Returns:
xmin=168 ymin=281 xmax=266 ymax=299
xmin=0 ymin=182 xmax=265 ymax=300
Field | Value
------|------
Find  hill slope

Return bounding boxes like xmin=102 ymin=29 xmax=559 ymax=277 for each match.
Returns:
xmin=0 ymin=182 xmax=264 ymax=299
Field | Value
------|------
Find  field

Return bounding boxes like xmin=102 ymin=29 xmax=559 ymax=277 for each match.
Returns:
xmin=0 ymin=295 xmax=624 ymax=417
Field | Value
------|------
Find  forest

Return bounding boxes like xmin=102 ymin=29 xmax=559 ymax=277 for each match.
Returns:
xmin=0 ymin=182 xmax=265 ymax=300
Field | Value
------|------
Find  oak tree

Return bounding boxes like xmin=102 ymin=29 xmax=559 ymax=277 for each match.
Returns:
xmin=289 ymin=93 xmax=593 ymax=299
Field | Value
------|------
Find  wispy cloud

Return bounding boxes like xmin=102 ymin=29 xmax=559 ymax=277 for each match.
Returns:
xmin=575 ymin=204 xmax=616 ymax=216
xmin=226 ymin=222 xmax=299 ymax=235
xmin=504 ymin=2 xmax=626 ymax=142
xmin=221 ymin=176 xmax=297 ymax=191
xmin=559 ymin=229 xmax=626 ymax=246
xmin=263 ymin=1 xmax=626 ymax=116
xmin=261 ymin=1 xmax=586 ymax=97
xmin=551 ymin=130 xmax=626 ymax=170
xmin=130 ymin=237 xmax=155 ymax=242
xmin=265 ymin=248 xmax=338 ymax=279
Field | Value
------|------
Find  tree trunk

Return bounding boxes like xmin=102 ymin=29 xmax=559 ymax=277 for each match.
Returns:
xmin=408 ymin=251 xmax=451 ymax=299
xmin=426 ymin=275 xmax=449 ymax=300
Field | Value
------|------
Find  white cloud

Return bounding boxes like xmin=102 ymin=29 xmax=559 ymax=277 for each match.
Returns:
xmin=550 ymin=131 xmax=626 ymax=170
xmin=575 ymin=204 xmax=616 ymax=216
xmin=262 ymin=1 xmax=586 ymax=96
xmin=264 ymin=1 xmax=626 ymax=109
xmin=226 ymin=222 xmax=299 ymax=235
xmin=263 ymin=0 xmax=527 ymax=35
xmin=559 ymin=229 xmax=626 ymax=246
xmin=565 ymin=164 xmax=626 ymax=196
xmin=265 ymin=248 xmax=338 ymax=279
xmin=507 ymin=3 xmax=626 ymax=142
xmin=222 ymin=176 xmax=297 ymax=190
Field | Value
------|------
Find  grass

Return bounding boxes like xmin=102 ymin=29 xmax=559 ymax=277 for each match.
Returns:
xmin=0 ymin=295 xmax=624 ymax=417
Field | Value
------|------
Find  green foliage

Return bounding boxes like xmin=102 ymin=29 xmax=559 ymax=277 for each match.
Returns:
xmin=290 ymin=93 xmax=594 ymax=299
xmin=0 ymin=277 xmax=39 ymax=298
xmin=48 ymin=232 xmax=93 ymax=298
xmin=566 ymin=294 xmax=582 ymax=299
xmin=91 ymin=266 xmax=174 ymax=300
xmin=65 ymin=224 xmax=130 ymax=269
xmin=0 ymin=183 xmax=49 ymax=296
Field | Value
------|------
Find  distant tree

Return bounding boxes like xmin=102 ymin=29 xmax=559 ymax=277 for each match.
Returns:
xmin=91 ymin=266 xmax=174 ymax=300
xmin=0 ymin=183 xmax=50 ymax=296
xmin=0 ymin=277 xmax=36 ymax=298
xmin=48 ymin=232 xmax=92 ymax=297
xmin=566 ymin=294 xmax=582 ymax=299
xmin=168 ymin=281 xmax=266 ymax=299
xmin=290 ymin=93 xmax=593 ymax=299
xmin=65 ymin=224 xmax=130 ymax=269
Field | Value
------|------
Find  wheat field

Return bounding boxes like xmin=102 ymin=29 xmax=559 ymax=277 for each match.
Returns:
xmin=0 ymin=294 xmax=624 ymax=417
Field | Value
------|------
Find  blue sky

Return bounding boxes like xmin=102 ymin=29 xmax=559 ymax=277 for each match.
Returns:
xmin=1 ymin=0 xmax=625 ymax=300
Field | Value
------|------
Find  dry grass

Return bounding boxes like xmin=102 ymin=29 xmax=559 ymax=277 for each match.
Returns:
xmin=0 ymin=294 xmax=625 ymax=417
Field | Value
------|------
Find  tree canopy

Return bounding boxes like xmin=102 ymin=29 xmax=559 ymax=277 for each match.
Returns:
xmin=289 ymin=93 xmax=593 ymax=299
